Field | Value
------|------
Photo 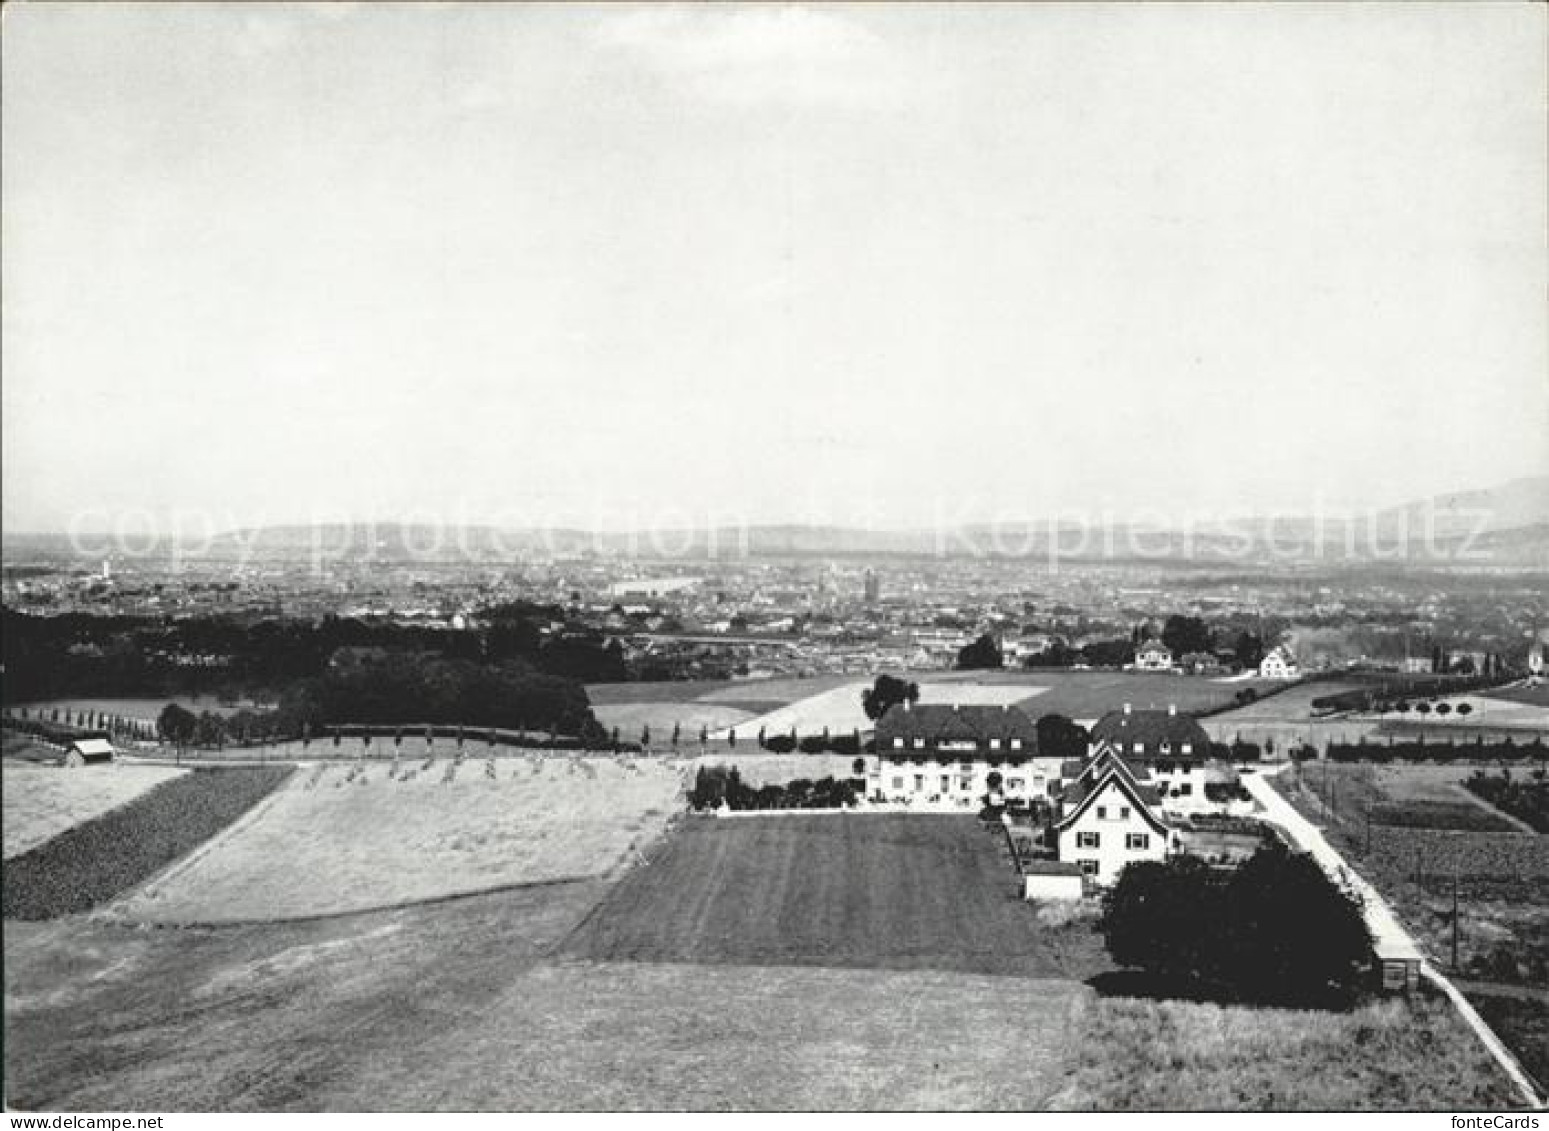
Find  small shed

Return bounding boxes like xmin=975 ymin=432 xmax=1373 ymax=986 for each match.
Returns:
xmin=1022 ymin=860 xmax=1085 ymax=902
xmin=63 ymin=738 xmax=117 ymax=766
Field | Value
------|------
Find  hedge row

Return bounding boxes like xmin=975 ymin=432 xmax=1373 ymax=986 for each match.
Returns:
xmin=1325 ymin=739 xmax=1549 ymax=764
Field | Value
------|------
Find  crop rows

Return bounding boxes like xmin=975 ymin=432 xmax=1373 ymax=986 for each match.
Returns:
xmin=2 ymin=765 xmax=293 ymax=920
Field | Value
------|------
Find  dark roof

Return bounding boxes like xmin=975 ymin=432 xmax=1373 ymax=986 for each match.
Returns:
xmin=1089 ymin=708 xmax=1210 ymax=755
xmin=1022 ymin=860 xmax=1084 ymax=877
xmin=1056 ymin=763 xmax=1170 ymax=835
xmin=875 ymin=703 xmax=1039 ymax=748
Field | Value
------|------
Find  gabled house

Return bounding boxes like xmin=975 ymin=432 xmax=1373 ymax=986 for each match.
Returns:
xmin=871 ymin=703 xmax=1055 ymax=809
xmin=1053 ymin=753 xmax=1171 ymax=885
xmin=1133 ymin=640 xmax=1174 ymax=672
xmin=1258 ymin=644 xmax=1300 ymax=680
xmin=1087 ymin=704 xmax=1213 ymax=815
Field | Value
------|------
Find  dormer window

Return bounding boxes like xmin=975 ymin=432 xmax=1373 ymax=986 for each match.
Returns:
xmin=1010 ymin=739 xmax=1022 ymax=750
xmin=912 ymin=738 xmax=924 ymax=749
xmin=893 ymin=737 xmax=904 ymax=749
xmin=1181 ymin=743 xmax=1193 ymax=755
xmin=989 ymin=738 xmax=1002 ymax=750
xmin=1132 ymin=742 xmax=1144 ymax=755
xmin=1159 ymin=740 xmax=1172 ymax=755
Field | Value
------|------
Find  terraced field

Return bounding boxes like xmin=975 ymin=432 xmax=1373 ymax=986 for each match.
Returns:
xmin=3 ymin=761 xmax=186 ymax=859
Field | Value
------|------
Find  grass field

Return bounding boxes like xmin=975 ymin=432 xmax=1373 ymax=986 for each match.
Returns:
xmin=590 ymin=670 xmax=1277 ymax=729
xmin=3 ymin=767 xmax=292 ymax=920
xmin=116 ymin=756 xmax=685 ymax=923
xmin=1050 ymin=992 xmax=1519 ymax=1110
xmin=3 ymin=761 xmax=187 ymax=859
xmin=1466 ymin=990 xmax=1549 ymax=1095
xmin=563 ymin=814 xmax=1110 ymax=979
xmin=5 ymin=795 xmax=1526 ymax=1110
xmin=591 ymin=702 xmax=754 ymax=736
xmin=710 ymin=681 xmax=1041 ymax=740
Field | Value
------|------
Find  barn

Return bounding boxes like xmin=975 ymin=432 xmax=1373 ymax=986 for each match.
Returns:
xmin=63 ymin=738 xmax=117 ymax=766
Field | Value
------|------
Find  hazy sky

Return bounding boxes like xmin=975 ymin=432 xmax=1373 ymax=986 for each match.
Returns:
xmin=4 ymin=2 xmax=1545 ymax=533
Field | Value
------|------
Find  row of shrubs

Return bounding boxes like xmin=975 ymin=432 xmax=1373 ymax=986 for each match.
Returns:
xmin=688 ymin=765 xmax=860 ymax=811
xmin=2 ymin=765 xmax=293 ymax=920
xmin=1322 ymin=739 xmax=1549 ymax=764
xmin=1 ymin=716 xmax=108 ymax=746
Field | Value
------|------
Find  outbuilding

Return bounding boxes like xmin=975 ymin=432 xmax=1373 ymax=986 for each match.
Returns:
xmin=63 ymin=737 xmax=117 ymax=766
xmin=1022 ymin=859 xmax=1085 ymax=901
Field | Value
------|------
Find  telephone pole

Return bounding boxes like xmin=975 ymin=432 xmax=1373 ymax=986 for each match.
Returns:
xmin=1451 ymin=867 xmax=1461 ymax=972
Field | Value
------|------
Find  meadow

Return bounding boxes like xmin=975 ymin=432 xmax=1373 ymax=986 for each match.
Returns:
xmin=3 ymin=760 xmax=186 ymax=859
xmin=115 ymin=755 xmax=685 ymax=923
xmin=562 ymin=814 xmax=1106 ymax=979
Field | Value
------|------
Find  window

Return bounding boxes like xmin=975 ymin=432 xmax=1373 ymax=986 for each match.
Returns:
xmin=1120 ymin=806 xmax=1131 ymax=819
xmin=960 ymin=777 xmax=973 ymax=791
xmin=912 ymin=737 xmax=925 ymax=749
xmin=914 ymin=775 xmax=924 ymax=790
xmin=1181 ymin=743 xmax=1193 ymax=755
xmin=1159 ymin=740 xmax=1172 ymax=755
xmin=1176 ymin=782 xmax=1192 ymax=796
xmin=1078 ymin=859 xmax=1100 ymax=876
xmin=1132 ymin=742 xmax=1144 ymax=755
xmin=1010 ymin=739 xmax=1022 ymax=750
xmin=1095 ymin=806 xmax=1107 ymax=819
xmin=960 ymin=763 xmax=974 ymax=775
xmin=940 ymin=775 xmax=951 ymax=793
xmin=891 ymin=777 xmax=904 ymax=790
xmin=1126 ymin=833 xmax=1151 ymax=851
xmin=892 ymin=737 xmax=904 ymax=749
xmin=1076 ymin=831 xmax=1100 ymax=849
xmin=1008 ymin=777 xmax=1023 ymax=790
xmin=989 ymin=738 xmax=1002 ymax=750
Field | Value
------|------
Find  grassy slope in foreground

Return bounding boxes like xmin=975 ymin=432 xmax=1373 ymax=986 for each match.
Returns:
xmin=1051 ymin=991 xmax=1520 ymax=1110
xmin=2 ymin=765 xmax=292 ymax=920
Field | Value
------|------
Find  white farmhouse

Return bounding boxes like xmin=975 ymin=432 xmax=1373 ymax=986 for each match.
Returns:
xmin=1132 ymin=640 xmax=1174 ymax=672
xmin=1258 ymin=644 xmax=1300 ymax=680
xmin=1053 ymin=752 xmax=1171 ymax=885
xmin=870 ymin=702 xmax=1062 ymax=810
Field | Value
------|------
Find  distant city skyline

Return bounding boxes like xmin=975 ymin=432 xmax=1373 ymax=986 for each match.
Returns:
xmin=4 ymin=3 xmax=1546 ymax=533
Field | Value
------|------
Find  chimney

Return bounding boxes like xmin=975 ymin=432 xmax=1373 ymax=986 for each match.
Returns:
xmin=1123 ymin=703 xmax=1131 ymax=715
xmin=903 ymin=699 xmax=911 ymax=712
xmin=1168 ymin=704 xmax=1177 ymax=716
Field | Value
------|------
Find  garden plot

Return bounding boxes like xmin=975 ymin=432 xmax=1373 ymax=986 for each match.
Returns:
xmin=117 ymin=756 xmax=685 ymax=923
xmin=3 ymin=762 xmax=187 ymax=859
xmin=711 ymin=681 xmax=1042 ymax=740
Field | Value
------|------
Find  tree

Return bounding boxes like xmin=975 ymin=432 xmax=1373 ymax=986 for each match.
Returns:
xmin=1036 ymin=714 xmax=1089 ymax=762
xmin=157 ymin=703 xmax=197 ymax=747
xmin=192 ymin=711 xmax=226 ymax=748
xmin=1162 ymin=615 xmax=1212 ymax=659
xmin=956 ymin=633 xmax=1004 ymax=671
xmin=1233 ymin=631 xmax=1265 ymax=670
xmin=861 ymin=674 xmax=920 ymax=721
xmin=1101 ymin=844 xmax=1372 ymax=1006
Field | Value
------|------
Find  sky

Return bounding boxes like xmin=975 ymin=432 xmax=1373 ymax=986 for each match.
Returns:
xmin=3 ymin=2 xmax=1546 ymax=534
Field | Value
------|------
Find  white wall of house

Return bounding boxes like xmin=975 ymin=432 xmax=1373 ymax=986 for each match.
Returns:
xmin=1057 ymin=779 xmax=1168 ymax=884
xmin=1149 ymin=761 xmax=1213 ymax=816
xmin=870 ymin=755 xmax=1050 ymax=809
xmin=1023 ymin=873 xmax=1084 ymax=901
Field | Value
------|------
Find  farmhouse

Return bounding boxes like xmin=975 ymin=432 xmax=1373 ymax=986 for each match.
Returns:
xmin=1053 ymin=752 xmax=1172 ymax=885
xmin=1133 ymin=640 xmax=1174 ymax=672
xmin=1088 ymin=705 xmax=1213 ymax=816
xmin=63 ymin=737 xmax=117 ymax=766
xmin=1258 ymin=644 xmax=1300 ymax=680
xmin=870 ymin=703 xmax=1059 ymax=809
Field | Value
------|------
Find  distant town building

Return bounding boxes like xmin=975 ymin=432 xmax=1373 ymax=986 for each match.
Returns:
xmin=1258 ymin=644 xmax=1300 ymax=680
xmin=607 ymin=577 xmax=701 ymax=599
xmin=1401 ymin=655 xmax=1434 ymax=675
xmin=863 ymin=568 xmax=880 ymax=604
xmin=1132 ymin=640 xmax=1174 ymax=672
xmin=870 ymin=703 xmax=1053 ymax=809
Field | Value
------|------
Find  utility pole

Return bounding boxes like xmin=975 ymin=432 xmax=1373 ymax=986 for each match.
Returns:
xmin=1365 ymin=805 xmax=1372 ymax=857
xmin=1451 ymin=867 xmax=1461 ymax=972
